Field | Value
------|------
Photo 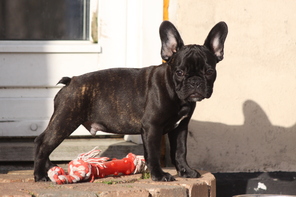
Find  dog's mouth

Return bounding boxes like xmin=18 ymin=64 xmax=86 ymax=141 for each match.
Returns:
xmin=188 ymin=93 xmax=204 ymax=102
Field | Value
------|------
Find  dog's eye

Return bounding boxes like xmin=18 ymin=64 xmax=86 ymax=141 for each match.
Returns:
xmin=206 ymin=69 xmax=215 ymax=75
xmin=176 ymin=70 xmax=185 ymax=77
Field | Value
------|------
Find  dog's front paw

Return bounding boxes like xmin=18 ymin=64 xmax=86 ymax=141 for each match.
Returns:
xmin=152 ymin=172 xmax=176 ymax=182
xmin=178 ymin=168 xmax=201 ymax=178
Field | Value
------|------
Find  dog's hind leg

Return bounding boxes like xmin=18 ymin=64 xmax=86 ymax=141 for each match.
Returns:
xmin=34 ymin=110 xmax=82 ymax=182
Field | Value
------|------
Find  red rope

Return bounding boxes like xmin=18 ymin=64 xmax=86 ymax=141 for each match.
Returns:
xmin=48 ymin=148 xmax=146 ymax=184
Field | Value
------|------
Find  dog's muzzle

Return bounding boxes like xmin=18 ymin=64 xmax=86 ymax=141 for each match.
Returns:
xmin=188 ymin=92 xmax=205 ymax=102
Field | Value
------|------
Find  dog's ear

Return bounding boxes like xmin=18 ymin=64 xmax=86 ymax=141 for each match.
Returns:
xmin=159 ymin=21 xmax=184 ymax=61
xmin=204 ymin=22 xmax=228 ymax=62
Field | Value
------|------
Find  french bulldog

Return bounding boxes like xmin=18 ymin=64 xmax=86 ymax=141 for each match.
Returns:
xmin=34 ymin=21 xmax=228 ymax=182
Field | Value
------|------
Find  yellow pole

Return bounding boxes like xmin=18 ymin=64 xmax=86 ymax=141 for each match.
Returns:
xmin=161 ymin=1 xmax=170 ymax=153
xmin=163 ymin=0 xmax=169 ymax=21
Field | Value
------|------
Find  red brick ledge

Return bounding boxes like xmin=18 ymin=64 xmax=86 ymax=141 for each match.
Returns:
xmin=0 ymin=168 xmax=215 ymax=197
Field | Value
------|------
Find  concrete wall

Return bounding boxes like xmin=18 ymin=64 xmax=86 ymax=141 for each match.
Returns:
xmin=169 ymin=0 xmax=296 ymax=172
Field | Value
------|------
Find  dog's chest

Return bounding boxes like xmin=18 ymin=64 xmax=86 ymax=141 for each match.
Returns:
xmin=175 ymin=115 xmax=188 ymax=126
xmin=172 ymin=104 xmax=192 ymax=128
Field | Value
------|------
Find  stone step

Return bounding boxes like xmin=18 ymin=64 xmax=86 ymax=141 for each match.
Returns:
xmin=0 ymin=138 xmax=144 ymax=162
xmin=0 ymin=168 xmax=216 ymax=197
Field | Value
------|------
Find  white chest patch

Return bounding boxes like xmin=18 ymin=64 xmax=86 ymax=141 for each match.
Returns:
xmin=175 ymin=115 xmax=188 ymax=127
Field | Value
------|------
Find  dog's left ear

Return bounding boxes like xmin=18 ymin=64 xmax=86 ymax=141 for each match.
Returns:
xmin=159 ymin=21 xmax=184 ymax=61
xmin=204 ymin=22 xmax=228 ymax=62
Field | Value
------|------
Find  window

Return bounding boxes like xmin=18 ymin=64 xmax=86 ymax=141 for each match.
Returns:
xmin=0 ymin=0 xmax=90 ymax=40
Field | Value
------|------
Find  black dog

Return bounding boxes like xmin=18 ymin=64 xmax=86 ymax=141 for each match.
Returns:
xmin=34 ymin=21 xmax=228 ymax=182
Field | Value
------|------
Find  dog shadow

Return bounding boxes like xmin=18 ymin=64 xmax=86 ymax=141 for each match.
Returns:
xmin=187 ymin=99 xmax=296 ymax=173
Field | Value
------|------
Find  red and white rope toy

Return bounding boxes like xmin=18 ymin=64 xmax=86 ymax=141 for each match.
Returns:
xmin=47 ymin=147 xmax=146 ymax=184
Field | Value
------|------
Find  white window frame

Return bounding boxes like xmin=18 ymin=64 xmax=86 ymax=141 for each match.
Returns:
xmin=0 ymin=41 xmax=101 ymax=54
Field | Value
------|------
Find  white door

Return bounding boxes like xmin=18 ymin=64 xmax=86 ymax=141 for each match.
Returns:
xmin=0 ymin=0 xmax=162 ymax=137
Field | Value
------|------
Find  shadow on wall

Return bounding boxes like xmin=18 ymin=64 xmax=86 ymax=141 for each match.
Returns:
xmin=187 ymin=100 xmax=296 ymax=173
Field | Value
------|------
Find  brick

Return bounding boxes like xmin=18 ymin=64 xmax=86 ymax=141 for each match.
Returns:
xmin=146 ymin=185 xmax=187 ymax=197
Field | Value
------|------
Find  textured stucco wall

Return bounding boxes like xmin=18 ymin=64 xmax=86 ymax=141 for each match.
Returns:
xmin=170 ymin=0 xmax=296 ymax=172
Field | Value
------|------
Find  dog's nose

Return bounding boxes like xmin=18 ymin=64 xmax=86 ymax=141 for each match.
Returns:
xmin=188 ymin=77 xmax=201 ymax=88
xmin=189 ymin=81 xmax=201 ymax=88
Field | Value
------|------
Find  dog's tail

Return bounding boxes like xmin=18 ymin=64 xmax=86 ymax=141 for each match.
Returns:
xmin=57 ymin=77 xmax=72 ymax=86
